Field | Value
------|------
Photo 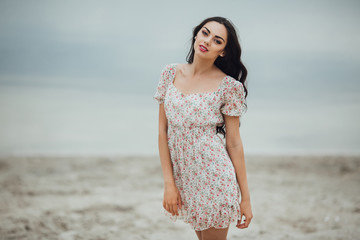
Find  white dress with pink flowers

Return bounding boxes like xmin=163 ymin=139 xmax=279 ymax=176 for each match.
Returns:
xmin=153 ymin=63 xmax=247 ymax=231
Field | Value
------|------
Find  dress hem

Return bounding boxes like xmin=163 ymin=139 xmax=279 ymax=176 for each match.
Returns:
xmin=160 ymin=203 xmax=242 ymax=231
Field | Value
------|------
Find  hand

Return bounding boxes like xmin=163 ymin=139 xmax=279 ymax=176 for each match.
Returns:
xmin=236 ymin=199 xmax=253 ymax=229
xmin=163 ymin=184 xmax=183 ymax=216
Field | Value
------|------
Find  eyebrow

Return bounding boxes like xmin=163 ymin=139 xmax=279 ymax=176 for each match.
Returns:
xmin=203 ymin=27 xmax=225 ymax=42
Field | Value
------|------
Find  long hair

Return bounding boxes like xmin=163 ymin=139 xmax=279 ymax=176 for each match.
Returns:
xmin=186 ymin=16 xmax=248 ymax=138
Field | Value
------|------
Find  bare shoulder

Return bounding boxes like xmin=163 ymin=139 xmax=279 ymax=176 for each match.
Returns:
xmin=177 ymin=63 xmax=188 ymax=75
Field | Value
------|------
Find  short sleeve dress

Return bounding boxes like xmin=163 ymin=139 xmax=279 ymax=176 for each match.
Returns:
xmin=153 ymin=63 xmax=247 ymax=231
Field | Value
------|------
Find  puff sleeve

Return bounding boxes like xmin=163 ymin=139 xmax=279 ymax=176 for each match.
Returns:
xmin=220 ymin=78 xmax=247 ymax=117
xmin=153 ymin=64 xmax=171 ymax=104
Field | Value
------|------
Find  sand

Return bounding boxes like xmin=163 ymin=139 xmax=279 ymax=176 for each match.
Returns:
xmin=0 ymin=154 xmax=359 ymax=240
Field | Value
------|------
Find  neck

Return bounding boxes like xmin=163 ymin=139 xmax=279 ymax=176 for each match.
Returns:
xmin=188 ymin=54 xmax=215 ymax=78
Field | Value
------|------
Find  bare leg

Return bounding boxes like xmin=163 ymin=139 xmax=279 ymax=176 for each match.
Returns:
xmin=195 ymin=230 xmax=202 ymax=240
xmin=201 ymin=225 xmax=230 ymax=240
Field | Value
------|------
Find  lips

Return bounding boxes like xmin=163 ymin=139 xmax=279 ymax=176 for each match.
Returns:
xmin=199 ymin=45 xmax=208 ymax=52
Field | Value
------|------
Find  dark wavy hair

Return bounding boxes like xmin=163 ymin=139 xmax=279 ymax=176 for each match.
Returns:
xmin=186 ymin=16 xmax=248 ymax=138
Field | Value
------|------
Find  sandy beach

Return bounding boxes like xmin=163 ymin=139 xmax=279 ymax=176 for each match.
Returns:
xmin=0 ymin=154 xmax=359 ymax=240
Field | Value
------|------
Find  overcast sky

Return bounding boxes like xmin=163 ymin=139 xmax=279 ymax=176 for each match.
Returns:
xmin=0 ymin=0 xmax=359 ymax=156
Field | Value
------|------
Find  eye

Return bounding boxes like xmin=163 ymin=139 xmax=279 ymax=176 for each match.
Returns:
xmin=202 ymin=30 xmax=208 ymax=36
xmin=215 ymin=39 xmax=222 ymax=44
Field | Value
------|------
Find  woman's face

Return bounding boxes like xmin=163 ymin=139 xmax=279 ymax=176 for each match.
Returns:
xmin=194 ymin=21 xmax=228 ymax=60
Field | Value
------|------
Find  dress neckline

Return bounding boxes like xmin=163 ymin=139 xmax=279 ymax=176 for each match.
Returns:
xmin=170 ymin=63 xmax=227 ymax=97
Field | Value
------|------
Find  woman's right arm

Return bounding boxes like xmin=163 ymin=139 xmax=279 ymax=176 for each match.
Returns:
xmin=158 ymin=103 xmax=182 ymax=216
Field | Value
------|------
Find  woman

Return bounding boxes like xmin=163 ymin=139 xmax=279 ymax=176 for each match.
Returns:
xmin=153 ymin=16 xmax=253 ymax=240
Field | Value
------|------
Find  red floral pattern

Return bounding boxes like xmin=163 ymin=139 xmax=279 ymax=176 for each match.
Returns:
xmin=153 ymin=63 xmax=247 ymax=231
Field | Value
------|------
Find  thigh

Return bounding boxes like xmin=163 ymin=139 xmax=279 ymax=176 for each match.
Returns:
xmin=201 ymin=225 xmax=230 ymax=240
xmin=195 ymin=230 xmax=202 ymax=240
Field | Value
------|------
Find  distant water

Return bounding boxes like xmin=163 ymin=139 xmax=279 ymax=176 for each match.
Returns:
xmin=0 ymin=85 xmax=158 ymax=156
xmin=0 ymin=85 xmax=359 ymax=157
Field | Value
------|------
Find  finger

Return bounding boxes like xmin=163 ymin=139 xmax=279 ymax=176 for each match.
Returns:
xmin=173 ymin=203 xmax=179 ymax=216
xmin=237 ymin=219 xmax=248 ymax=228
xmin=242 ymin=214 xmax=248 ymax=227
xmin=241 ymin=216 xmax=251 ymax=228
xmin=245 ymin=218 xmax=250 ymax=227
xmin=165 ymin=203 xmax=171 ymax=214
xmin=236 ymin=217 xmax=243 ymax=226
xmin=178 ymin=195 xmax=182 ymax=209
xmin=169 ymin=204 xmax=175 ymax=216
xmin=237 ymin=215 xmax=247 ymax=228
xmin=236 ymin=219 xmax=241 ymax=227
xmin=237 ymin=223 xmax=247 ymax=229
xmin=245 ymin=214 xmax=252 ymax=227
xmin=168 ymin=203 xmax=172 ymax=215
xmin=173 ymin=201 xmax=179 ymax=215
xmin=166 ymin=203 xmax=172 ymax=214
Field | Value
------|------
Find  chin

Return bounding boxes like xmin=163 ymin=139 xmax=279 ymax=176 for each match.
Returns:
xmin=195 ymin=50 xmax=212 ymax=58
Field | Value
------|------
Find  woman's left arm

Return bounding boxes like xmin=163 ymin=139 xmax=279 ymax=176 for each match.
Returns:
xmin=224 ymin=114 xmax=253 ymax=228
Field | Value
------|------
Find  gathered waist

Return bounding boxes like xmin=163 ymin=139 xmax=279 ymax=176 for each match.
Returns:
xmin=167 ymin=124 xmax=222 ymax=142
xmin=170 ymin=123 xmax=218 ymax=132
xmin=166 ymin=123 xmax=226 ymax=161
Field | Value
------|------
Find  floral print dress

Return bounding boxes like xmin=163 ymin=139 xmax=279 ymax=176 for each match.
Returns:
xmin=153 ymin=63 xmax=247 ymax=231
